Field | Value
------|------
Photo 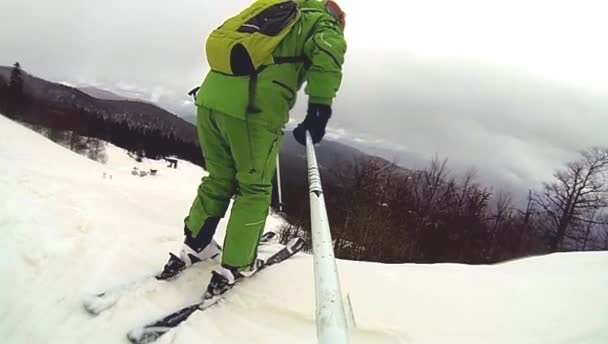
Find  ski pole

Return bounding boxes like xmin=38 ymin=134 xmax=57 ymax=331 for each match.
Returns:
xmin=305 ymin=131 xmax=350 ymax=344
xmin=276 ymin=153 xmax=284 ymax=212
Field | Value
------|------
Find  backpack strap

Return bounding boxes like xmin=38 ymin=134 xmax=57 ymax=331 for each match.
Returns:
xmin=247 ymin=73 xmax=259 ymax=113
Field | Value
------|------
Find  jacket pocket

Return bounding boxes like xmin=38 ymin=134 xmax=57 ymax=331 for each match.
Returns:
xmin=272 ymin=80 xmax=296 ymax=106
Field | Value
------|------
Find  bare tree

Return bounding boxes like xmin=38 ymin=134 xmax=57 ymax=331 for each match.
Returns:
xmin=522 ymin=190 xmax=535 ymax=227
xmin=86 ymin=137 xmax=107 ymax=163
xmin=578 ymin=212 xmax=598 ymax=250
xmin=534 ymin=147 xmax=608 ymax=251
xmin=602 ymin=220 xmax=608 ymax=250
xmin=492 ymin=191 xmax=514 ymax=231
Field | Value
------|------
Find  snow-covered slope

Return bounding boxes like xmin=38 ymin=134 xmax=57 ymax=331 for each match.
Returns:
xmin=1 ymin=114 xmax=607 ymax=344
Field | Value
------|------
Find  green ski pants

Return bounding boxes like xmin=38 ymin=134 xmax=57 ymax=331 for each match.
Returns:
xmin=185 ymin=106 xmax=282 ymax=269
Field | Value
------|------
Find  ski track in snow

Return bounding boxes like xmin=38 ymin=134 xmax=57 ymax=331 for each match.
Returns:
xmin=1 ymin=114 xmax=608 ymax=344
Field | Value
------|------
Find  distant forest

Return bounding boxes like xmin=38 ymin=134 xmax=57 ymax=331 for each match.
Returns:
xmin=281 ymin=148 xmax=608 ymax=264
xmin=0 ymin=63 xmax=203 ymax=166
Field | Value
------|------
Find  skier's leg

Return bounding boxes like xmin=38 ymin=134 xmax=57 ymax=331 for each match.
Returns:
xmin=184 ymin=106 xmax=236 ymax=250
xmin=159 ymin=107 xmax=237 ymax=280
xmin=216 ymin=114 xmax=283 ymax=270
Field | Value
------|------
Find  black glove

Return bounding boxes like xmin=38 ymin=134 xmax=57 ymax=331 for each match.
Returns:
xmin=293 ymin=103 xmax=332 ymax=145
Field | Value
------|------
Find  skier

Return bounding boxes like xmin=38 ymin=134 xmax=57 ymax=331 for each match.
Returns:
xmin=159 ymin=0 xmax=347 ymax=300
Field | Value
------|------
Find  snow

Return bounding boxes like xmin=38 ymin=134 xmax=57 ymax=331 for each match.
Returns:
xmin=1 ymin=114 xmax=607 ymax=344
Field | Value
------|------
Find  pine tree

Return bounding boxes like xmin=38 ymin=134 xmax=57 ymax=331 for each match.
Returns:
xmin=0 ymin=77 xmax=8 ymax=114
xmin=7 ymin=62 xmax=25 ymax=118
xmin=9 ymin=62 xmax=24 ymax=89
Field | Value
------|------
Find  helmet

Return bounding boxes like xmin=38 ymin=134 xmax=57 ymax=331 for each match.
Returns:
xmin=326 ymin=0 xmax=346 ymax=29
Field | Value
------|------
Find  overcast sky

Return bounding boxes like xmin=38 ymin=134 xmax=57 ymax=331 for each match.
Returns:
xmin=1 ymin=0 xmax=607 ymax=199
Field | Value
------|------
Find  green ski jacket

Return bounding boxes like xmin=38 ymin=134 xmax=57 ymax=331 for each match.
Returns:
xmin=195 ymin=0 xmax=347 ymax=129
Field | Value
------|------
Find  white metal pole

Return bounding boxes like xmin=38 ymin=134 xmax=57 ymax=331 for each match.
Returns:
xmin=276 ymin=153 xmax=284 ymax=212
xmin=305 ymin=131 xmax=350 ymax=344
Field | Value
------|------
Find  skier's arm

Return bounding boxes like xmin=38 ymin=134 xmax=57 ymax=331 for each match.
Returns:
xmin=303 ymin=18 xmax=347 ymax=105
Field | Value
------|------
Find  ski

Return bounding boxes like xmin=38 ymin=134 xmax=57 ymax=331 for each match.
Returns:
xmin=126 ymin=237 xmax=306 ymax=344
xmin=82 ymin=231 xmax=279 ymax=315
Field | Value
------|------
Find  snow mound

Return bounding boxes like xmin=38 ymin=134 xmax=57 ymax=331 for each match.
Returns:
xmin=1 ymin=114 xmax=607 ymax=344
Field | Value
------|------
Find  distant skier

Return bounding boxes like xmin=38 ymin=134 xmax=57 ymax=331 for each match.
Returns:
xmin=159 ymin=0 xmax=347 ymax=300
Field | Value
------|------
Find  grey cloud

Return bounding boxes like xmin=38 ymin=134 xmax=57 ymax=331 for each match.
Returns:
xmin=332 ymin=54 xmax=608 ymax=195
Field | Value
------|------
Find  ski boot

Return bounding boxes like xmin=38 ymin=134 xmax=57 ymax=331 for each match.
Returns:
xmin=156 ymin=224 xmax=221 ymax=280
xmin=202 ymin=260 xmax=263 ymax=304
